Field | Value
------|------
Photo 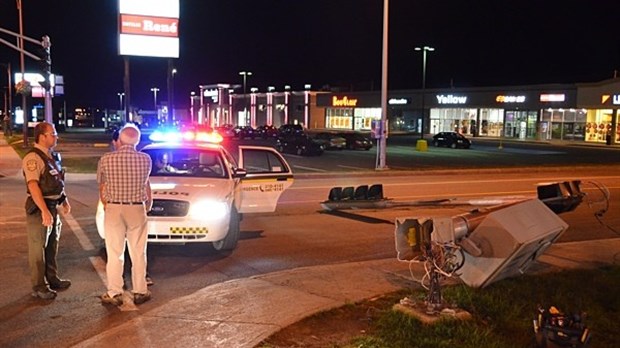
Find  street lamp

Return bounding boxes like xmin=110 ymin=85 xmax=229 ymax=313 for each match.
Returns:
xmin=167 ymin=61 xmax=177 ymax=124
xmin=190 ymin=91 xmax=196 ymax=123
xmin=117 ymin=92 xmax=124 ymax=110
xmin=150 ymin=87 xmax=160 ymax=110
xmin=414 ymin=45 xmax=434 ymax=140
xmin=117 ymin=92 xmax=125 ymax=124
xmin=17 ymin=0 xmax=28 ymax=146
xmin=239 ymin=71 xmax=252 ymax=123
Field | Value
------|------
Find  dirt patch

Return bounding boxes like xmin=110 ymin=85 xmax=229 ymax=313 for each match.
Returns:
xmin=258 ymin=293 xmax=400 ymax=348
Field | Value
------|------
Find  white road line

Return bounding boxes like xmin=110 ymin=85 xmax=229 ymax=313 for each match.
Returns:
xmin=293 ymin=165 xmax=327 ymax=172
xmin=337 ymin=165 xmax=369 ymax=170
xmin=64 ymin=213 xmax=96 ymax=251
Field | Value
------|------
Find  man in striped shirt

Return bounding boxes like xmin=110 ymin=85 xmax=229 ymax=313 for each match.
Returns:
xmin=97 ymin=124 xmax=152 ymax=306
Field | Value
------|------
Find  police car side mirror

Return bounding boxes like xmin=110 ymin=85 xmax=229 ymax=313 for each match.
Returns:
xmin=233 ymin=168 xmax=248 ymax=178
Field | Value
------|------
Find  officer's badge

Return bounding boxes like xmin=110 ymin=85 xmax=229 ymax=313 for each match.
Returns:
xmin=26 ymin=159 xmax=38 ymax=171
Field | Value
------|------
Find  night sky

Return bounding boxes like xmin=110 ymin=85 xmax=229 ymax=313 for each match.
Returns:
xmin=1 ymin=0 xmax=619 ymax=110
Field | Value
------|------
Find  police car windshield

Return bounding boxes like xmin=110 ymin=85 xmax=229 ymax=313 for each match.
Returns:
xmin=143 ymin=148 xmax=228 ymax=178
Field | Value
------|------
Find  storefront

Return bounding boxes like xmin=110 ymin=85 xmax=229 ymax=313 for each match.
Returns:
xmin=576 ymin=78 xmax=620 ymax=144
xmin=319 ymin=93 xmax=382 ymax=131
xmin=219 ymin=78 xmax=618 ymax=145
xmin=426 ymin=88 xmax=576 ymax=140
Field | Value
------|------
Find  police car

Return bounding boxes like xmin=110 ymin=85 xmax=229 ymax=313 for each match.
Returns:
xmin=96 ymin=128 xmax=294 ymax=252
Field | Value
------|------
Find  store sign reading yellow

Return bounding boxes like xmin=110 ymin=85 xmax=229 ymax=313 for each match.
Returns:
xmin=436 ymin=94 xmax=467 ymax=104
xmin=332 ymin=96 xmax=358 ymax=107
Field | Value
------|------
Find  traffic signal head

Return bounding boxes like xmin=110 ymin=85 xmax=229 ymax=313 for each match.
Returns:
xmin=38 ymin=35 xmax=52 ymax=90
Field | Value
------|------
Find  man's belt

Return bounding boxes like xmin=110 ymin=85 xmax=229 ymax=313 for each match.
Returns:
xmin=108 ymin=201 xmax=144 ymax=205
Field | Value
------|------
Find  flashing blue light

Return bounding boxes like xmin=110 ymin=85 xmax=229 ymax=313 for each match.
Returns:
xmin=149 ymin=128 xmax=182 ymax=142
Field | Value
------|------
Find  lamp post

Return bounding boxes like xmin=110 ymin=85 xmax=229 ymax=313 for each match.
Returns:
xmin=1 ymin=62 xmax=12 ymax=127
xmin=166 ymin=59 xmax=176 ymax=124
xmin=17 ymin=0 xmax=28 ymax=146
xmin=239 ymin=71 xmax=252 ymax=124
xmin=414 ymin=46 xmax=434 ymax=140
xmin=117 ymin=92 xmax=124 ymax=125
xmin=170 ymin=67 xmax=176 ymax=122
xmin=150 ymin=87 xmax=159 ymax=110
xmin=377 ymin=0 xmax=389 ymax=170
xmin=117 ymin=92 xmax=124 ymax=110
xmin=190 ymin=91 xmax=195 ymax=123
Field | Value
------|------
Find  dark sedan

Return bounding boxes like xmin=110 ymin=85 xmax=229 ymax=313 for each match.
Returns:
xmin=337 ymin=132 xmax=373 ymax=150
xmin=233 ymin=125 xmax=256 ymax=139
xmin=276 ymin=134 xmax=324 ymax=156
xmin=432 ymin=131 xmax=472 ymax=149
xmin=255 ymin=125 xmax=280 ymax=139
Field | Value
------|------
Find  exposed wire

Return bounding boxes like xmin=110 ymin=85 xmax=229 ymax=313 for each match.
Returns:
xmin=583 ymin=181 xmax=618 ymax=236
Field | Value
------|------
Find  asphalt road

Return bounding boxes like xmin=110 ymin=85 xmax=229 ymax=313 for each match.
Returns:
xmin=1 ymin=130 xmax=619 ymax=347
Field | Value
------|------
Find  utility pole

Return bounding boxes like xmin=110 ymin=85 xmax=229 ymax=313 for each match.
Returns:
xmin=17 ymin=0 xmax=28 ymax=146
xmin=376 ymin=0 xmax=389 ymax=170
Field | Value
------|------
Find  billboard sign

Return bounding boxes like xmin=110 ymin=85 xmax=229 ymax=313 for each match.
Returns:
xmin=118 ymin=0 xmax=179 ymax=58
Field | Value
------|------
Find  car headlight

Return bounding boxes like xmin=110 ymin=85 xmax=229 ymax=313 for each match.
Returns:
xmin=189 ymin=200 xmax=229 ymax=220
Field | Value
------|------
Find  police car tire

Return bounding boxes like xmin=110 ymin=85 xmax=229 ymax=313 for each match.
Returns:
xmin=212 ymin=206 xmax=240 ymax=251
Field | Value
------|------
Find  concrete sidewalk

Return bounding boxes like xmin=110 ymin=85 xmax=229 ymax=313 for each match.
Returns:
xmin=2 ymin=136 xmax=619 ymax=347
xmin=70 ymin=239 xmax=620 ymax=348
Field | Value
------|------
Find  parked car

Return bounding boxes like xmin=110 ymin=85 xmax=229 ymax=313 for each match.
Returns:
xmin=276 ymin=134 xmax=324 ymax=156
xmin=309 ymin=132 xmax=346 ymax=150
xmin=255 ymin=125 xmax=279 ymax=139
xmin=432 ymin=131 xmax=472 ymax=149
xmin=233 ymin=125 xmax=256 ymax=139
xmin=215 ymin=124 xmax=235 ymax=138
xmin=337 ymin=132 xmax=373 ymax=150
xmin=278 ymin=124 xmax=304 ymax=137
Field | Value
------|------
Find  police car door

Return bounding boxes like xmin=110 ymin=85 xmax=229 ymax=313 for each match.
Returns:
xmin=238 ymin=145 xmax=294 ymax=213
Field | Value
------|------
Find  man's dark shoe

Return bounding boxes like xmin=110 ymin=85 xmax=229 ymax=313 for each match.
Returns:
xmin=32 ymin=288 xmax=57 ymax=300
xmin=134 ymin=291 xmax=151 ymax=305
xmin=146 ymin=275 xmax=154 ymax=286
xmin=49 ymin=278 xmax=71 ymax=290
xmin=101 ymin=293 xmax=123 ymax=306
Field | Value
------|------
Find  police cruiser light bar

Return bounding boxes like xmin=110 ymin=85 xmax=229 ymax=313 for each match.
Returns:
xmin=149 ymin=129 xmax=224 ymax=144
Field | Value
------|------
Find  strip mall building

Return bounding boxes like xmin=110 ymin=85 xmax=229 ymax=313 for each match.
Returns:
xmin=199 ymin=78 xmax=620 ymax=145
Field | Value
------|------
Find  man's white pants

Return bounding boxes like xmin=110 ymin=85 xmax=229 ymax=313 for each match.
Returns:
xmin=104 ymin=204 xmax=148 ymax=296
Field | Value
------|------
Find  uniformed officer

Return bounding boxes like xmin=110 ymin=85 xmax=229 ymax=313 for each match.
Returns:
xmin=23 ymin=121 xmax=71 ymax=300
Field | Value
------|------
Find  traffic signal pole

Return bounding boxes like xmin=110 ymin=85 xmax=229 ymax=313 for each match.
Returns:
xmin=0 ymin=23 xmax=54 ymax=143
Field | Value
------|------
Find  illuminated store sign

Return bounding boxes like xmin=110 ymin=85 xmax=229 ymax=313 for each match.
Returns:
xmin=332 ymin=96 xmax=358 ymax=107
xmin=496 ymin=95 xmax=526 ymax=103
xmin=540 ymin=94 xmax=565 ymax=102
xmin=118 ymin=0 xmax=180 ymax=58
xmin=203 ymin=89 xmax=219 ymax=102
xmin=120 ymin=15 xmax=178 ymax=37
xmin=602 ymin=94 xmax=620 ymax=105
xmin=388 ymin=98 xmax=408 ymax=105
xmin=436 ymin=94 xmax=467 ymax=104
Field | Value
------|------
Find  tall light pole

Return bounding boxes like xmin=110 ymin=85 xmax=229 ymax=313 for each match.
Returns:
xmin=170 ymin=67 xmax=176 ymax=122
xmin=376 ymin=0 xmax=389 ymax=170
xmin=1 ymin=62 xmax=12 ymax=126
xmin=239 ymin=71 xmax=251 ymax=124
xmin=150 ymin=87 xmax=159 ymax=110
xmin=117 ymin=92 xmax=124 ymax=111
xmin=414 ymin=45 xmax=434 ymax=140
xmin=166 ymin=59 xmax=176 ymax=124
xmin=17 ymin=0 xmax=28 ymax=146
xmin=190 ymin=91 xmax=195 ymax=123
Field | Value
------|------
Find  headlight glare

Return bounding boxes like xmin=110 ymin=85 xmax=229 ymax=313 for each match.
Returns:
xmin=189 ymin=200 xmax=229 ymax=220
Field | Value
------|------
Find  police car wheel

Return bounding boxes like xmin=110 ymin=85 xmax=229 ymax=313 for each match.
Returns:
xmin=212 ymin=206 xmax=240 ymax=251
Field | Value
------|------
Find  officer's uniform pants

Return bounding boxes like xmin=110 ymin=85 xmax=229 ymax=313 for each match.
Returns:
xmin=26 ymin=208 xmax=62 ymax=292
